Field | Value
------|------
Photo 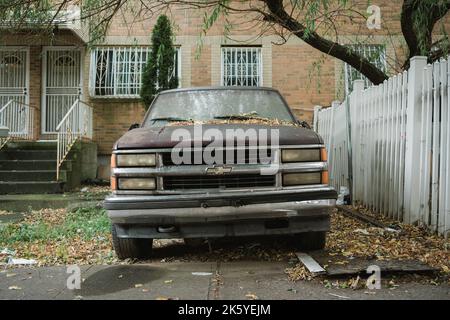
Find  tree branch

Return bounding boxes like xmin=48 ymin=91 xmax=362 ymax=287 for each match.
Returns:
xmin=262 ymin=0 xmax=388 ymax=85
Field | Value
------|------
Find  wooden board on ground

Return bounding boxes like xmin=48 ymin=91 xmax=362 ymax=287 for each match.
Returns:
xmin=296 ymin=252 xmax=326 ymax=274
xmin=326 ymin=258 xmax=438 ymax=276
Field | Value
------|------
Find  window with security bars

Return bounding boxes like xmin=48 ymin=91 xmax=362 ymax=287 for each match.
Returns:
xmin=89 ymin=47 xmax=180 ymax=98
xmin=221 ymin=47 xmax=262 ymax=86
xmin=344 ymin=44 xmax=386 ymax=95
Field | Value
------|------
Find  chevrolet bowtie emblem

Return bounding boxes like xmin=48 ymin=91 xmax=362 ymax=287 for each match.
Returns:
xmin=206 ymin=165 xmax=233 ymax=175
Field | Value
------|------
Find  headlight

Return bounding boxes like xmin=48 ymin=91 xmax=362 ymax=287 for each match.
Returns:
xmin=281 ymin=149 xmax=321 ymax=163
xmin=283 ymin=172 xmax=322 ymax=186
xmin=116 ymin=154 xmax=156 ymax=167
xmin=118 ymin=178 xmax=156 ymax=190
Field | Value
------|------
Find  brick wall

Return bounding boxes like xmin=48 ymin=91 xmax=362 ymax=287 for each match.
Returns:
xmin=92 ymin=100 xmax=146 ymax=155
xmin=272 ymin=44 xmax=336 ymax=122
xmin=191 ymin=45 xmax=211 ymax=87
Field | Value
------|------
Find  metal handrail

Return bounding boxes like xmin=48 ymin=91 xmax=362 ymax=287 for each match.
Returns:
xmin=56 ymin=99 xmax=93 ymax=180
xmin=0 ymin=100 xmax=13 ymax=113
xmin=0 ymin=99 xmax=35 ymax=150
xmin=55 ymin=99 xmax=79 ymax=132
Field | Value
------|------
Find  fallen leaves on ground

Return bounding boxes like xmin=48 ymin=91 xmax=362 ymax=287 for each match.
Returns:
xmin=0 ymin=210 xmax=15 ymax=216
xmin=1 ymin=202 xmax=448 ymax=284
xmin=286 ymin=207 xmax=449 ymax=283
xmin=0 ymin=207 xmax=115 ymax=266
xmin=285 ymin=265 xmax=313 ymax=282
xmin=327 ymin=207 xmax=450 ymax=276
xmin=166 ymin=117 xmax=301 ymax=128
xmin=245 ymin=293 xmax=259 ymax=300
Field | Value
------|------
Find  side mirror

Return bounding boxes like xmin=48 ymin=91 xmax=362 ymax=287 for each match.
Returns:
xmin=128 ymin=123 xmax=140 ymax=131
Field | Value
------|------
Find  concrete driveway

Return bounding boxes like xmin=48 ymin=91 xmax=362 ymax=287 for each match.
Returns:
xmin=1 ymin=261 xmax=449 ymax=300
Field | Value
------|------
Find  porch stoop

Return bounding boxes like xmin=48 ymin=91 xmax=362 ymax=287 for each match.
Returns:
xmin=0 ymin=141 xmax=97 ymax=194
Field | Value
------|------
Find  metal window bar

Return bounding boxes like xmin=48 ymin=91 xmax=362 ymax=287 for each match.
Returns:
xmin=222 ymin=47 xmax=262 ymax=87
xmin=90 ymin=47 xmax=179 ymax=98
xmin=344 ymin=44 xmax=387 ymax=95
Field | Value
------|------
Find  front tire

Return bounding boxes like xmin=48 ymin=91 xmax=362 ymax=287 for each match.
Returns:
xmin=295 ymin=231 xmax=326 ymax=251
xmin=111 ymin=224 xmax=153 ymax=259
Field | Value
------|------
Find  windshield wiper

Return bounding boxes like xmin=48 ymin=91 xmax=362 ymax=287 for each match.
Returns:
xmin=149 ymin=117 xmax=192 ymax=122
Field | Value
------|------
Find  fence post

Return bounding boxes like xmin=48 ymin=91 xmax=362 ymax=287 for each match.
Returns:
xmin=404 ymin=56 xmax=427 ymax=224
xmin=313 ymin=106 xmax=322 ymax=132
xmin=350 ymin=80 xmax=365 ymax=202
xmin=327 ymin=101 xmax=340 ymax=188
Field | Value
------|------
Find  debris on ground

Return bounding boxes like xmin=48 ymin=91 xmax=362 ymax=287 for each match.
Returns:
xmin=7 ymin=258 xmax=37 ymax=265
xmin=327 ymin=208 xmax=449 ymax=277
xmin=328 ymin=292 xmax=350 ymax=299
xmin=0 ymin=207 xmax=114 ymax=266
xmin=191 ymin=272 xmax=213 ymax=276
xmin=1 ymin=247 xmax=15 ymax=257
xmin=325 ymin=258 xmax=438 ymax=276
xmin=245 ymin=293 xmax=259 ymax=300
xmin=337 ymin=205 xmax=388 ymax=229
xmin=0 ymin=202 xmax=448 ymax=285
xmin=295 ymin=252 xmax=326 ymax=275
xmin=8 ymin=286 xmax=22 ymax=290
xmin=350 ymin=276 xmax=360 ymax=290
xmin=285 ymin=265 xmax=314 ymax=282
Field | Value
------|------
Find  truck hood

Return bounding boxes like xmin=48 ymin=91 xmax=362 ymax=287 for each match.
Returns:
xmin=114 ymin=124 xmax=322 ymax=149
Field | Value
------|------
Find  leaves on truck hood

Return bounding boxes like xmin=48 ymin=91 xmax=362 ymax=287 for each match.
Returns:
xmin=166 ymin=117 xmax=301 ymax=127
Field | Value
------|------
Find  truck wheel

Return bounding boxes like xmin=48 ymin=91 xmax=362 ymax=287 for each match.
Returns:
xmin=295 ymin=231 xmax=326 ymax=251
xmin=111 ymin=224 xmax=153 ymax=259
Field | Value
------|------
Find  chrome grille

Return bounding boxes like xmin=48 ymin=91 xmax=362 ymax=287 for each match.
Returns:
xmin=161 ymin=149 xmax=273 ymax=166
xmin=163 ymin=174 xmax=276 ymax=190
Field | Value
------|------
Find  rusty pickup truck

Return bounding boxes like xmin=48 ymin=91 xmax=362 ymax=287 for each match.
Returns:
xmin=105 ymin=87 xmax=337 ymax=259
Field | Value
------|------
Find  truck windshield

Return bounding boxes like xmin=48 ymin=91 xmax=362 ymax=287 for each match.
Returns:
xmin=143 ymin=89 xmax=295 ymax=126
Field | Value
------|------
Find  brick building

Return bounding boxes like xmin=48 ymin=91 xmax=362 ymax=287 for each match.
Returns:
xmin=0 ymin=1 xmax=448 ymax=182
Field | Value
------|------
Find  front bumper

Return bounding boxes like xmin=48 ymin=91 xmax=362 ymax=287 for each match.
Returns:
xmin=105 ymin=187 xmax=337 ymax=239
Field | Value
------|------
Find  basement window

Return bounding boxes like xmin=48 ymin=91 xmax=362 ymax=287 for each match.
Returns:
xmin=89 ymin=46 xmax=180 ymax=98
xmin=221 ymin=46 xmax=262 ymax=87
xmin=344 ymin=44 xmax=386 ymax=95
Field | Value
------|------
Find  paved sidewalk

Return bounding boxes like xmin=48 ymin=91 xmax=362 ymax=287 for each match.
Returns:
xmin=0 ymin=261 xmax=449 ymax=300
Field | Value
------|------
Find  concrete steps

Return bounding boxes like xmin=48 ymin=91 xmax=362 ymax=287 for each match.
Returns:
xmin=0 ymin=150 xmax=57 ymax=160
xmin=0 ymin=170 xmax=67 ymax=182
xmin=0 ymin=140 xmax=97 ymax=195
xmin=0 ymin=181 xmax=65 ymax=194
xmin=0 ymin=160 xmax=72 ymax=171
xmin=0 ymin=142 xmax=66 ymax=194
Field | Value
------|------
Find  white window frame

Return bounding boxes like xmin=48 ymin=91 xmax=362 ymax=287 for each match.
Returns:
xmin=221 ymin=46 xmax=262 ymax=87
xmin=344 ymin=44 xmax=386 ymax=95
xmin=89 ymin=46 xmax=181 ymax=98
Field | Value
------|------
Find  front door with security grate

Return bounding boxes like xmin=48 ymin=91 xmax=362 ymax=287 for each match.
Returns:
xmin=0 ymin=48 xmax=29 ymax=108
xmin=42 ymin=48 xmax=82 ymax=134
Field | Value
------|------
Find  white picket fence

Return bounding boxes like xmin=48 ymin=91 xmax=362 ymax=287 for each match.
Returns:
xmin=314 ymin=56 xmax=450 ymax=236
